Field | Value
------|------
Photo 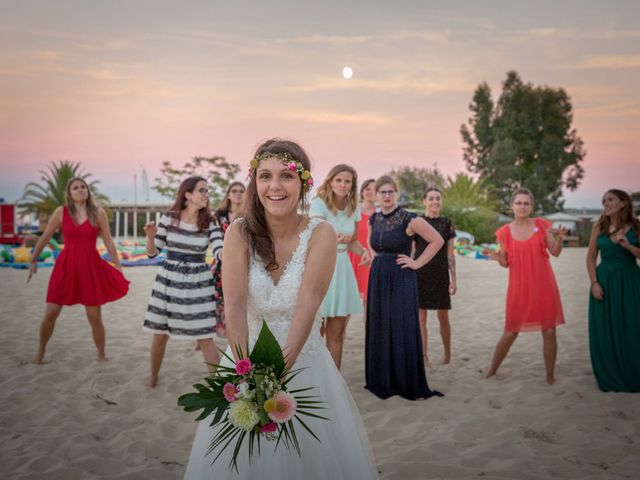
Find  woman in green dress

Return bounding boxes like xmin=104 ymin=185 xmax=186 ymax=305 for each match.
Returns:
xmin=587 ymin=189 xmax=640 ymax=393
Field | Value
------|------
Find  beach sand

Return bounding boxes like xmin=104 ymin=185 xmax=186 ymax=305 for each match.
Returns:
xmin=1 ymin=248 xmax=638 ymax=479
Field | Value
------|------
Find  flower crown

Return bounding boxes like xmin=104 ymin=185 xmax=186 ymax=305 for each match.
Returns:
xmin=248 ymin=152 xmax=314 ymax=190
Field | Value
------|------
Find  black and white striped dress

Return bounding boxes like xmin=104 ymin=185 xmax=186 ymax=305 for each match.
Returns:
xmin=142 ymin=213 xmax=223 ymax=339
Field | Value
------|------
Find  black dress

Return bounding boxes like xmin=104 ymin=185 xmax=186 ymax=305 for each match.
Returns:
xmin=365 ymin=207 xmax=443 ymax=400
xmin=414 ymin=216 xmax=455 ymax=310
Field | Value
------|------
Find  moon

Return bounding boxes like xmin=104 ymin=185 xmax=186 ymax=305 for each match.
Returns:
xmin=342 ymin=66 xmax=353 ymax=79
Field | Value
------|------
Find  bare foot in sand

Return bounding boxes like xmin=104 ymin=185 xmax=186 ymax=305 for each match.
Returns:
xmin=97 ymin=355 xmax=108 ymax=362
xmin=149 ymin=375 xmax=159 ymax=389
xmin=32 ymin=352 xmax=45 ymax=364
xmin=424 ymin=355 xmax=432 ymax=369
xmin=441 ymin=356 xmax=451 ymax=365
xmin=546 ymin=375 xmax=555 ymax=385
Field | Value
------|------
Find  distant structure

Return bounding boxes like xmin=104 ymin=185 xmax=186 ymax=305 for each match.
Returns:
xmin=108 ymin=202 xmax=170 ymax=241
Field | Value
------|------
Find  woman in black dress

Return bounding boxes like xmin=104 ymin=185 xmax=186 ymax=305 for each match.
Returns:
xmin=415 ymin=188 xmax=456 ymax=366
xmin=365 ymin=176 xmax=444 ymax=400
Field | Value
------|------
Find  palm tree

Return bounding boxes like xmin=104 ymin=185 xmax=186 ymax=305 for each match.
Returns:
xmin=19 ymin=161 xmax=109 ymax=226
xmin=442 ymin=173 xmax=499 ymax=210
xmin=441 ymin=173 xmax=500 ymax=244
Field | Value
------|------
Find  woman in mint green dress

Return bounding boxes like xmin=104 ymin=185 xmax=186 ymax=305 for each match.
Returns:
xmin=310 ymin=164 xmax=371 ymax=369
xmin=587 ymin=189 xmax=640 ymax=393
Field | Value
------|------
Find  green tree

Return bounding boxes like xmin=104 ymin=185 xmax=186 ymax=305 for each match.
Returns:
xmin=386 ymin=165 xmax=445 ymax=208
xmin=440 ymin=173 xmax=499 ymax=244
xmin=19 ymin=161 xmax=109 ymax=221
xmin=153 ymin=156 xmax=242 ymax=206
xmin=461 ymin=71 xmax=585 ymax=213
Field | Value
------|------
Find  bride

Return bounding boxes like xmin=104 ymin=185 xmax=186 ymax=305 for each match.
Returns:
xmin=184 ymin=139 xmax=378 ymax=479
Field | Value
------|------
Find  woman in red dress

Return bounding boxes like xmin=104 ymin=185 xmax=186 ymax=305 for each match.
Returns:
xmin=348 ymin=178 xmax=376 ymax=309
xmin=28 ymin=177 xmax=129 ymax=364
xmin=487 ymin=188 xmax=566 ymax=384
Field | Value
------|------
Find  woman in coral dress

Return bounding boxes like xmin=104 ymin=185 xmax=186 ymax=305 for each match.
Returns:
xmin=488 ymin=188 xmax=566 ymax=384
xmin=28 ymin=177 xmax=129 ymax=364
xmin=348 ymin=178 xmax=376 ymax=309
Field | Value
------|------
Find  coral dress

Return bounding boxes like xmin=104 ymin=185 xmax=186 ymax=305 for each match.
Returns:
xmin=348 ymin=211 xmax=371 ymax=302
xmin=495 ymin=218 xmax=564 ymax=333
xmin=46 ymin=207 xmax=129 ymax=306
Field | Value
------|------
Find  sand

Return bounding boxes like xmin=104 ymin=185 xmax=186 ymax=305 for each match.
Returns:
xmin=1 ymin=248 xmax=638 ymax=480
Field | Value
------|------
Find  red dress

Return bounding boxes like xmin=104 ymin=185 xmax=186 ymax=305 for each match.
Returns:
xmin=495 ymin=218 xmax=564 ymax=333
xmin=46 ymin=207 xmax=129 ymax=306
xmin=348 ymin=212 xmax=371 ymax=302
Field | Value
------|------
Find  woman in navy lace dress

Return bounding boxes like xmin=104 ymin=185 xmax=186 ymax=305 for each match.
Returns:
xmin=365 ymin=176 xmax=445 ymax=400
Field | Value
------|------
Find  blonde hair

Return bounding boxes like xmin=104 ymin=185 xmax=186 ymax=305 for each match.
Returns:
xmin=65 ymin=177 xmax=100 ymax=226
xmin=315 ymin=164 xmax=358 ymax=215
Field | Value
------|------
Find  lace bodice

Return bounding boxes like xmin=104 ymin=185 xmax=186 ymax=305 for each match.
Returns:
xmin=246 ymin=217 xmax=324 ymax=356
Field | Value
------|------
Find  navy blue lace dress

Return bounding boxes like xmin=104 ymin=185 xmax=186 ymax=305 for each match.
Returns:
xmin=365 ymin=208 xmax=443 ymax=400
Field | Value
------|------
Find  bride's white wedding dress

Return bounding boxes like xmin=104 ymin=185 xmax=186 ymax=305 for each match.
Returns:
xmin=184 ymin=218 xmax=378 ymax=479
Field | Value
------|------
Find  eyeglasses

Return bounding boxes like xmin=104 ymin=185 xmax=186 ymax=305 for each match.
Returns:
xmin=196 ymin=187 xmax=212 ymax=196
xmin=377 ymin=190 xmax=396 ymax=197
xmin=229 ymin=189 xmax=245 ymax=194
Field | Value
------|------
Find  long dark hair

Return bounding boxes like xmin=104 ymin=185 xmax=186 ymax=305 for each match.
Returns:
xmin=243 ymin=138 xmax=311 ymax=271
xmin=216 ymin=181 xmax=245 ymax=217
xmin=65 ymin=177 xmax=100 ymax=226
xmin=595 ymin=189 xmax=640 ymax=236
xmin=167 ymin=176 xmax=212 ymax=232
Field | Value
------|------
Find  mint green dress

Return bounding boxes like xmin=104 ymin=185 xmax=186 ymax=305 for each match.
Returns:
xmin=310 ymin=197 xmax=363 ymax=316
xmin=588 ymin=227 xmax=640 ymax=393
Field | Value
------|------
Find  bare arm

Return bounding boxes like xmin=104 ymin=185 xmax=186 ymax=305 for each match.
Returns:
xmin=615 ymin=229 xmax=640 ymax=259
xmin=398 ymin=217 xmax=444 ymax=270
xmin=283 ymin=222 xmax=337 ymax=370
xmin=97 ymin=208 xmax=122 ymax=271
xmin=447 ymin=238 xmax=457 ymax=295
xmin=347 ymin=222 xmax=371 ymax=265
xmin=27 ymin=207 xmax=63 ymax=282
xmin=586 ymin=224 xmax=604 ymax=300
xmin=221 ymin=221 xmax=250 ymax=360
xmin=489 ymin=241 xmax=509 ymax=268
xmin=546 ymin=225 xmax=567 ymax=257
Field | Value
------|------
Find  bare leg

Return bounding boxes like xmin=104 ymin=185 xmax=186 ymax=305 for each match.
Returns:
xmin=437 ymin=309 xmax=451 ymax=365
xmin=325 ymin=316 xmax=349 ymax=370
xmin=486 ymin=331 xmax=519 ymax=378
xmin=418 ymin=309 xmax=431 ymax=367
xmin=32 ymin=303 xmax=63 ymax=364
xmin=542 ymin=328 xmax=557 ymax=385
xmin=197 ymin=338 xmax=220 ymax=375
xmin=149 ymin=334 xmax=169 ymax=388
xmin=85 ymin=306 xmax=107 ymax=361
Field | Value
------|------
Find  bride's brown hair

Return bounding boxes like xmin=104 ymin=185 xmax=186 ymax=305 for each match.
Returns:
xmin=243 ymin=138 xmax=311 ymax=271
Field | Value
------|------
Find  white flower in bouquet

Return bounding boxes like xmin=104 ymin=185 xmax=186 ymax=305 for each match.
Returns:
xmin=228 ymin=399 xmax=259 ymax=431
xmin=236 ymin=381 xmax=255 ymax=400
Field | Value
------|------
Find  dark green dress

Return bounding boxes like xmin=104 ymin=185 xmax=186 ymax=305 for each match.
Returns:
xmin=588 ymin=228 xmax=640 ymax=392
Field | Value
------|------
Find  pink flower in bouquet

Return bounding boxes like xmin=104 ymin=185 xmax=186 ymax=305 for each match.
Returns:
xmin=223 ymin=383 xmax=238 ymax=402
xmin=235 ymin=359 xmax=253 ymax=375
xmin=266 ymin=392 xmax=297 ymax=424
xmin=260 ymin=422 xmax=277 ymax=433
xmin=287 ymin=162 xmax=297 ymax=171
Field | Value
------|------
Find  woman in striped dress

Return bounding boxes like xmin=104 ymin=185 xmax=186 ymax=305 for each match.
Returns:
xmin=143 ymin=176 xmax=223 ymax=388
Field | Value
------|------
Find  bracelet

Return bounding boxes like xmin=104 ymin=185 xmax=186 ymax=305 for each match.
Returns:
xmin=590 ymin=280 xmax=598 ymax=286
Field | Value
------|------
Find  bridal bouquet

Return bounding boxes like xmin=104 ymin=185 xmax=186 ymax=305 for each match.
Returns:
xmin=178 ymin=321 xmax=328 ymax=471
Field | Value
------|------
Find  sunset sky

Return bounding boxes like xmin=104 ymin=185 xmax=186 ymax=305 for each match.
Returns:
xmin=1 ymin=0 xmax=639 ymax=208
